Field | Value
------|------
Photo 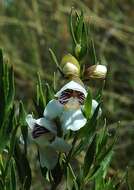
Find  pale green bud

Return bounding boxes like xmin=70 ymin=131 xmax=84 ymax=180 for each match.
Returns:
xmin=75 ymin=44 xmax=81 ymax=58
xmin=61 ymin=54 xmax=80 ymax=76
xmin=85 ymin=64 xmax=107 ymax=79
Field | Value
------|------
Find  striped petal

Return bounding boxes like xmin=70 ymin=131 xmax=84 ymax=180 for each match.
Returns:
xmin=26 ymin=115 xmax=56 ymax=145
xmin=55 ymin=81 xmax=87 ymax=98
xmin=36 ymin=117 xmax=57 ymax=135
xmin=59 ymin=90 xmax=85 ymax=105
xmin=26 ymin=115 xmax=56 ymax=135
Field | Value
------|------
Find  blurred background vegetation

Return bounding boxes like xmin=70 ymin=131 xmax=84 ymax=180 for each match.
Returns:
xmin=0 ymin=0 xmax=134 ymax=189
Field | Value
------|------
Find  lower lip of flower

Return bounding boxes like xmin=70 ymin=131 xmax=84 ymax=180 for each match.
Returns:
xmin=32 ymin=124 xmax=50 ymax=139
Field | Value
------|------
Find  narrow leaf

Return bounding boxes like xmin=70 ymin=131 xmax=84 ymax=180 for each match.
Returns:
xmin=49 ymin=48 xmax=63 ymax=75
xmin=45 ymin=83 xmax=54 ymax=105
xmin=6 ymin=66 xmax=15 ymax=114
xmin=19 ymin=101 xmax=28 ymax=154
xmin=14 ymin=142 xmax=31 ymax=190
xmin=90 ymin=39 xmax=97 ymax=65
xmin=76 ymin=11 xmax=84 ymax=43
xmin=83 ymin=88 xmax=92 ymax=119
xmin=10 ymin=160 xmax=16 ymax=190
xmin=83 ymin=135 xmax=96 ymax=177
xmin=67 ymin=164 xmax=76 ymax=190
xmin=69 ymin=8 xmax=77 ymax=45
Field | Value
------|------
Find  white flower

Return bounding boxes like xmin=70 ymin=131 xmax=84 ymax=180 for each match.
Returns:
xmin=25 ymin=81 xmax=102 ymax=168
xmin=43 ymin=81 xmax=101 ymax=132
xmin=26 ymin=114 xmax=71 ymax=169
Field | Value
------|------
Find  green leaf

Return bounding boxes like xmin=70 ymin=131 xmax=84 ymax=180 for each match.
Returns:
xmin=79 ymin=103 xmax=101 ymax=139
xmin=10 ymin=160 xmax=16 ymax=190
xmin=40 ymin=166 xmax=47 ymax=180
xmin=97 ymin=134 xmax=117 ymax=163
xmin=69 ymin=8 xmax=77 ymax=45
xmin=0 ymin=179 xmax=4 ymax=190
xmin=95 ymin=80 xmax=105 ymax=102
xmin=19 ymin=101 xmax=28 ymax=154
xmin=51 ymin=162 xmax=63 ymax=187
xmin=0 ymin=106 xmax=15 ymax=153
xmin=0 ymin=49 xmax=4 ymax=79
xmin=19 ymin=101 xmax=26 ymax=125
xmin=89 ymin=39 xmax=97 ymax=65
xmin=3 ymin=122 xmax=18 ymax=179
xmin=49 ymin=48 xmax=63 ymax=75
xmin=89 ymin=149 xmax=114 ymax=181
xmin=73 ymin=10 xmax=89 ymax=59
xmin=34 ymin=73 xmax=46 ymax=116
xmin=0 ymin=49 xmax=5 ymax=126
xmin=37 ymin=72 xmax=46 ymax=107
xmin=66 ymin=164 xmax=76 ymax=190
xmin=6 ymin=66 xmax=15 ymax=113
xmin=83 ymin=88 xmax=92 ymax=119
xmin=14 ymin=141 xmax=31 ymax=190
xmin=45 ymin=83 xmax=54 ymax=105
xmin=0 ymin=155 xmax=4 ymax=178
xmin=127 ymin=180 xmax=133 ymax=190
xmin=96 ymin=120 xmax=108 ymax=156
xmin=3 ymin=63 xmax=9 ymax=100
xmin=83 ymin=135 xmax=96 ymax=177
xmin=75 ymin=11 xmax=84 ymax=43
xmin=0 ymin=51 xmax=14 ymax=130
xmin=126 ymin=170 xmax=132 ymax=190
xmin=79 ymin=22 xmax=89 ymax=59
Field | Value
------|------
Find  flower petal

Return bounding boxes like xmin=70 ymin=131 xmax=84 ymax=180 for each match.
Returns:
xmin=36 ymin=117 xmax=57 ymax=135
xmin=50 ymin=137 xmax=71 ymax=152
xmin=91 ymin=99 xmax=102 ymax=118
xmin=38 ymin=146 xmax=58 ymax=169
xmin=55 ymin=81 xmax=87 ymax=98
xmin=34 ymin=134 xmax=53 ymax=147
xmin=26 ymin=115 xmax=56 ymax=143
xmin=43 ymin=99 xmax=63 ymax=120
xmin=26 ymin=114 xmax=35 ymax=129
xmin=61 ymin=109 xmax=87 ymax=131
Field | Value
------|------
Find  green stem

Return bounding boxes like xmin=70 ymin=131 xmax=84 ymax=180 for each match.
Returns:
xmin=66 ymin=133 xmax=78 ymax=164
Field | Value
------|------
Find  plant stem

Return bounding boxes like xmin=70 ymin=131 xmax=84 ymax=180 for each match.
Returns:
xmin=66 ymin=133 xmax=78 ymax=164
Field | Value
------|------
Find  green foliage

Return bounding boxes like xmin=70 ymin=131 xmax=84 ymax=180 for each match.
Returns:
xmin=70 ymin=9 xmax=89 ymax=60
xmin=0 ymin=50 xmax=31 ymax=190
xmin=0 ymin=2 xmax=133 ymax=189
xmin=83 ymin=135 xmax=96 ymax=177
xmin=0 ymin=49 xmax=15 ymax=152
xmin=34 ymin=73 xmax=46 ymax=116
xmin=83 ymin=88 xmax=92 ymax=119
xmin=49 ymin=48 xmax=63 ymax=76
xmin=34 ymin=72 xmax=54 ymax=116
xmin=14 ymin=142 xmax=31 ymax=190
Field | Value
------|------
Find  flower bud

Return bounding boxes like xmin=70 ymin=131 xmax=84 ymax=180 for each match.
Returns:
xmin=74 ymin=44 xmax=81 ymax=58
xmin=61 ymin=54 xmax=80 ymax=76
xmin=85 ymin=64 xmax=107 ymax=79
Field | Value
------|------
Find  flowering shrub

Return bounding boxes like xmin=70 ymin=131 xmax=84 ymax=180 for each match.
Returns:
xmin=0 ymin=9 xmax=131 ymax=190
